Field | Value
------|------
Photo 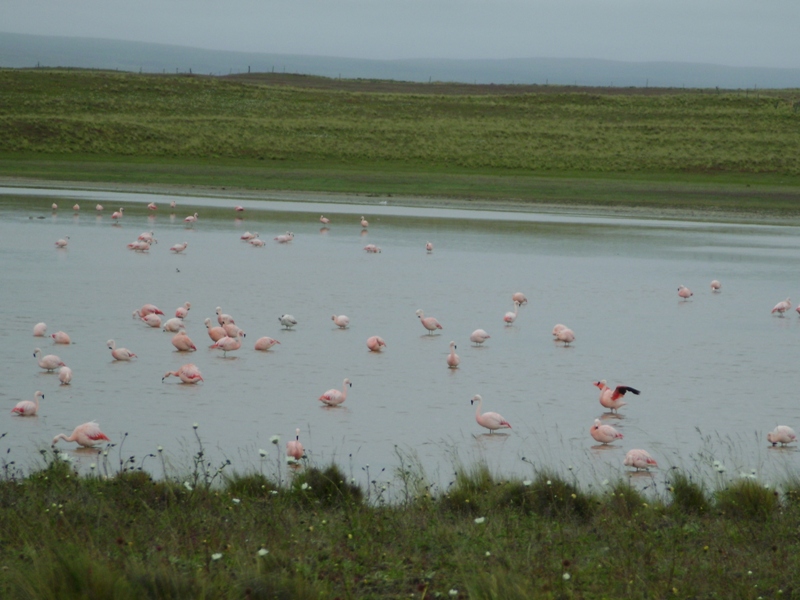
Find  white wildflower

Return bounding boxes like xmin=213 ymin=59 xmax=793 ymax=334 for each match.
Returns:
xmin=270 ymin=435 xmax=280 ymax=445
xmin=257 ymin=548 xmax=269 ymax=557
xmin=523 ymin=480 xmax=532 ymax=486
xmin=183 ymin=481 xmax=193 ymax=491
xmin=301 ymin=483 xmax=310 ymax=490
xmin=232 ymin=498 xmax=240 ymax=504
xmin=211 ymin=553 xmax=222 ymax=561
xmin=258 ymin=448 xmax=268 ymax=458
xmin=563 ymin=573 xmax=571 ymax=581
xmin=474 ymin=517 xmax=485 ymax=524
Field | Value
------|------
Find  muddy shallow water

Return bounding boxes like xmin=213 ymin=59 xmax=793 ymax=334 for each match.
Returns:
xmin=2 ymin=186 xmax=799 ymax=493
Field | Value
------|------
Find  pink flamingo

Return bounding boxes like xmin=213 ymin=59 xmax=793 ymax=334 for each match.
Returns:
xmin=147 ymin=202 xmax=157 ymax=210
xmin=51 ymin=203 xmax=58 ymax=211
xmin=216 ymin=307 xmax=235 ymax=326
xmin=58 ymin=366 xmax=73 ymax=385
xmin=471 ymin=394 xmax=511 ymax=433
xmin=95 ymin=204 xmax=103 ymax=212
xmin=52 ymin=422 xmax=110 ymax=448
xmin=590 ymin=419 xmax=623 ymax=444
xmin=319 ymin=378 xmax=351 ymax=406
xmin=554 ymin=327 xmax=575 ymax=346
xmin=552 ymin=324 xmax=567 ymax=337
xmin=274 ymin=231 xmax=294 ymax=243
xmin=138 ymin=231 xmax=156 ymax=243
xmin=137 ymin=313 xmax=162 ymax=328
xmin=677 ymin=285 xmax=693 ymax=300
xmin=162 ymin=363 xmax=204 ymax=384
xmin=595 ymin=380 xmax=640 ymax=413
xmin=319 ymin=215 xmax=330 ymax=225
xmin=175 ymin=302 xmax=191 ymax=319
xmin=162 ymin=317 xmax=186 ymax=333
xmin=211 ymin=330 xmax=245 ymax=357
xmin=222 ymin=322 xmax=246 ymax=338
xmin=416 ymin=309 xmax=442 ymax=334
xmin=33 ymin=348 xmax=65 ymax=371
xmin=366 ymin=336 xmax=386 ymax=351
xmin=127 ymin=240 xmax=151 ymax=252
xmin=426 ymin=241 xmax=433 ymax=253
xmin=51 ymin=331 xmax=71 ymax=344
xmin=447 ymin=341 xmax=460 ymax=368
xmin=12 ymin=391 xmax=44 ymax=416
xmin=171 ymin=331 xmax=197 ymax=352
xmin=363 ymin=244 xmax=381 ymax=253
xmin=623 ymin=449 xmax=658 ymax=471
xmin=33 ymin=322 xmax=47 ymax=337
xmin=54 ymin=237 xmax=70 ymax=248
xmin=512 ymin=292 xmax=528 ymax=305
xmin=332 ymin=315 xmax=350 ymax=329
xmin=184 ymin=212 xmax=199 ymax=224
xmin=235 ymin=205 xmax=245 ymax=212
xmin=767 ymin=425 xmax=797 ymax=446
xmin=107 ymin=339 xmax=137 ymax=361
xmin=254 ymin=336 xmax=280 ymax=351
xmin=710 ymin=280 xmax=721 ymax=292
xmin=240 ymin=231 xmax=258 ymax=240
xmin=469 ymin=329 xmax=490 ymax=345
xmin=170 ymin=242 xmax=188 ymax=253
xmin=72 ymin=204 xmax=80 ymax=211
xmin=111 ymin=207 xmax=124 ymax=220
xmin=170 ymin=200 xmax=176 ymax=209
xmin=204 ymin=318 xmax=227 ymax=343
xmin=360 ymin=216 xmax=369 ymax=228
xmin=772 ymin=297 xmax=791 ymax=315
xmin=250 ymin=238 xmax=266 ymax=247
xmin=135 ymin=304 xmax=164 ymax=316
xmin=503 ymin=301 xmax=520 ymax=325
xmin=286 ymin=428 xmax=304 ymax=461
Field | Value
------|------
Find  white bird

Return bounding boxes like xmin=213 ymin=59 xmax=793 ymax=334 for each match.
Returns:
xmin=772 ymin=297 xmax=791 ymax=315
xmin=58 ymin=366 xmax=73 ymax=385
xmin=710 ymin=280 xmax=721 ymax=292
xmin=469 ymin=329 xmax=491 ymax=345
xmin=170 ymin=242 xmax=188 ymax=253
xmin=162 ymin=317 xmax=186 ymax=333
xmin=279 ymin=314 xmax=298 ymax=329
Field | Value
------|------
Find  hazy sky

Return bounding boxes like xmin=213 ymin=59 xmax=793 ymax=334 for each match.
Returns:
xmin=4 ymin=0 xmax=799 ymax=68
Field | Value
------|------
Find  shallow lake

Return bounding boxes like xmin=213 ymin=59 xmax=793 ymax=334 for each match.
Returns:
xmin=2 ymin=186 xmax=799 ymax=495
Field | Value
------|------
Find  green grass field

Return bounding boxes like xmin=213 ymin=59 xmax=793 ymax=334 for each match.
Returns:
xmin=2 ymin=69 xmax=800 ymax=212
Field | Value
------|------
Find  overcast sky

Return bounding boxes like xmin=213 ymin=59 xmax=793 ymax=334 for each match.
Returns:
xmin=4 ymin=0 xmax=799 ymax=69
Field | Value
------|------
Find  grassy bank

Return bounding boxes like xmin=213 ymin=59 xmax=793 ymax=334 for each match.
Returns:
xmin=1 ymin=448 xmax=799 ymax=599
xmin=2 ymin=69 xmax=800 ymax=212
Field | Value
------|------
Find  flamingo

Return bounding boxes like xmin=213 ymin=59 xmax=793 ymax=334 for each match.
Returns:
xmin=162 ymin=363 xmax=204 ymax=384
xmin=363 ymin=244 xmax=381 ymax=253
xmin=51 ymin=203 xmax=58 ymax=211
xmin=360 ymin=216 xmax=369 ymax=228
xmin=107 ymin=339 xmax=137 ymax=361
xmin=58 ymin=366 xmax=73 ymax=385
xmin=184 ymin=212 xmax=199 ymax=224
xmin=111 ymin=207 xmax=124 ymax=220
xmin=503 ymin=301 xmax=520 ymax=325
xmin=447 ymin=341 xmax=460 ymax=368
xmin=332 ymin=315 xmax=350 ymax=329
xmin=279 ymin=314 xmax=298 ymax=329
xmin=286 ymin=428 xmax=304 ymax=461
xmin=95 ymin=204 xmax=103 ymax=211
xmin=137 ymin=313 xmax=162 ymax=328
xmin=175 ymin=302 xmax=191 ymax=319
xmin=710 ymin=280 xmax=721 ymax=292
xmin=138 ymin=231 xmax=156 ymax=243
xmin=554 ymin=327 xmax=575 ymax=346
xmin=211 ymin=330 xmax=245 ymax=357
xmin=147 ymin=202 xmax=157 ymax=210
xmin=469 ymin=329 xmax=491 ymax=346
xmin=254 ymin=336 xmax=280 ymax=351
xmin=426 ymin=241 xmax=433 ymax=253
xmin=216 ymin=307 xmax=235 ymax=326
xmin=552 ymin=324 xmax=567 ymax=337
xmin=250 ymin=238 xmax=266 ymax=247
xmin=235 ymin=205 xmax=245 ymax=212
xmin=135 ymin=304 xmax=164 ymax=316
xmin=54 ymin=236 xmax=70 ymax=248
xmin=590 ymin=419 xmax=623 ymax=444
xmin=33 ymin=322 xmax=47 ymax=337
xmin=623 ymin=449 xmax=658 ymax=471
xmin=222 ymin=323 xmax=246 ymax=338
xmin=319 ymin=378 xmax=351 ymax=406
xmin=240 ymin=231 xmax=258 ymax=240
xmin=170 ymin=200 xmax=176 ymax=209
xmin=51 ymin=331 xmax=71 ymax=344
xmin=366 ymin=336 xmax=386 ymax=352
xmin=12 ymin=391 xmax=44 ymax=416
xmin=72 ymin=204 xmax=80 ymax=211
xmin=170 ymin=242 xmax=188 ymax=253
xmin=204 ymin=318 xmax=227 ymax=343
xmin=512 ymin=292 xmax=528 ymax=305
xmin=470 ymin=394 xmax=511 ymax=433
xmin=319 ymin=215 xmax=330 ymax=225
xmin=767 ymin=425 xmax=797 ymax=446
xmin=127 ymin=240 xmax=151 ymax=252
xmin=274 ymin=231 xmax=294 ymax=243
xmin=416 ymin=309 xmax=442 ymax=334
xmin=52 ymin=422 xmax=110 ymax=448
xmin=677 ymin=285 xmax=693 ymax=300
xmin=772 ymin=297 xmax=791 ymax=315
xmin=33 ymin=348 xmax=65 ymax=371
xmin=595 ymin=380 xmax=640 ymax=413
xmin=171 ymin=331 xmax=197 ymax=352
xmin=162 ymin=317 xmax=186 ymax=333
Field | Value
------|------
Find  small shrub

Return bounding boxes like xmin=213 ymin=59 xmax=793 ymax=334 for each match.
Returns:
xmin=715 ymin=479 xmax=779 ymax=520
xmin=292 ymin=464 xmax=362 ymax=507
xmin=224 ymin=472 xmax=278 ymax=497
xmin=606 ymin=480 xmax=650 ymax=518
xmin=668 ymin=471 xmax=710 ymax=515
xmin=526 ymin=472 xmax=594 ymax=520
xmin=438 ymin=464 xmax=496 ymax=515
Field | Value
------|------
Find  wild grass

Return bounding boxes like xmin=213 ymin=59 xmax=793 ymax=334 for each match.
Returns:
xmin=1 ymin=69 xmax=800 ymax=212
xmin=2 ymin=440 xmax=799 ymax=599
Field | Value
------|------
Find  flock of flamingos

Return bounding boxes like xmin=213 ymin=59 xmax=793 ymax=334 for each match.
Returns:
xmin=12 ymin=200 xmax=800 ymax=475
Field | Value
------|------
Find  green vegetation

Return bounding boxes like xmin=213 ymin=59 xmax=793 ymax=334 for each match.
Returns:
xmin=1 ymin=445 xmax=799 ymax=599
xmin=1 ymin=69 xmax=800 ymax=212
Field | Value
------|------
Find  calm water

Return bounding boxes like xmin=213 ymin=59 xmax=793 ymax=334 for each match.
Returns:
xmin=2 ymin=187 xmax=800 ymax=493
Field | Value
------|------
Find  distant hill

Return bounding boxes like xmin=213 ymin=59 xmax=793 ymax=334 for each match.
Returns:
xmin=2 ymin=31 xmax=799 ymax=90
